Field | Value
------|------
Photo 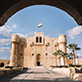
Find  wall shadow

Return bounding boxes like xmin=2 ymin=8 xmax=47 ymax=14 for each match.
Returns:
xmin=0 ymin=68 xmax=81 ymax=82
xmin=3 ymin=78 xmax=79 ymax=82
xmin=0 ymin=69 xmax=28 ymax=81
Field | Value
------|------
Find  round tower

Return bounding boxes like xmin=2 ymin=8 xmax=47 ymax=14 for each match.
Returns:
xmin=9 ymin=34 xmax=19 ymax=67
xmin=58 ymin=35 xmax=67 ymax=53
xmin=20 ymin=37 xmax=26 ymax=45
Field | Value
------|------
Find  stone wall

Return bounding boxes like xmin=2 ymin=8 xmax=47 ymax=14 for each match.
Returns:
xmin=10 ymin=32 xmax=67 ymax=68
xmin=51 ymin=68 xmax=70 ymax=76
xmin=49 ymin=67 xmax=82 ymax=81
xmin=0 ymin=60 xmax=9 ymax=67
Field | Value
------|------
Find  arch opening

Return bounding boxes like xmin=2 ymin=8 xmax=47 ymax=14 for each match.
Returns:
xmin=36 ymin=37 xmax=38 ymax=43
xmin=0 ymin=62 xmax=4 ymax=67
xmin=36 ymin=54 xmax=41 ymax=66
xmin=0 ymin=0 xmax=82 ymax=25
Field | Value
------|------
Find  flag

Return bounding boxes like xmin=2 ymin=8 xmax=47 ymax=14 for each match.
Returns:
xmin=38 ymin=22 xmax=42 ymax=28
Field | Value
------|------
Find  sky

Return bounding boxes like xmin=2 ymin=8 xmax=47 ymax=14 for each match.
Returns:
xmin=0 ymin=5 xmax=82 ymax=60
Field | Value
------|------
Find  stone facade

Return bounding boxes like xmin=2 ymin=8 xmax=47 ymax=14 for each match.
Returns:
xmin=9 ymin=32 xmax=67 ymax=67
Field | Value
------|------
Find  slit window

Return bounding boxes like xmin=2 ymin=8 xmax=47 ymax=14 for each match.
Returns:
xmin=46 ymin=53 xmax=48 ymax=56
xmin=20 ymin=53 xmax=23 ymax=56
xmin=32 ymin=53 xmax=34 ymax=56
xmin=40 ymin=37 xmax=42 ymax=43
xmin=36 ymin=37 xmax=38 ymax=43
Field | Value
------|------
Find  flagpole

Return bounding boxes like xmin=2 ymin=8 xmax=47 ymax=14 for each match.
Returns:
xmin=38 ymin=27 xmax=39 ymax=32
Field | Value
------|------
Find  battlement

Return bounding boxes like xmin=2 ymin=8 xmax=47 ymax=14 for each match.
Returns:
xmin=59 ymin=35 xmax=66 ymax=37
xmin=11 ymin=34 xmax=19 ymax=43
xmin=34 ymin=32 xmax=44 ymax=36
xmin=58 ymin=35 xmax=67 ymax=43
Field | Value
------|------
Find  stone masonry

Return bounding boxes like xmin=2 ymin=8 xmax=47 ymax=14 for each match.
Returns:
xmin=9 ymin=32 xmax=67 ymax=68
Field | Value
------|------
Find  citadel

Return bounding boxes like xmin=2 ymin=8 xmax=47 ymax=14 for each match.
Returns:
xmin=9 ymin=32 xmax=67 ymax=68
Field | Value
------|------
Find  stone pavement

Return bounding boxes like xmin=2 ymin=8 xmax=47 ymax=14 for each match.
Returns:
xmin=0 ymin=66 xmax=79 ymax=82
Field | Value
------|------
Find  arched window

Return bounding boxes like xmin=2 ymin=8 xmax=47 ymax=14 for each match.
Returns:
xmin=40 ymin=37 xmax=42 ymax=43
xmin=32 ymin=53 xmax=34 ymax=56
xmin=0 ymin=62 xmax=4 ymax=67
xmin=20 ymin=53 xmax=23 ymax=56
xmin=36 ymin=37 xmax=38 ymax=43
xmin=46 ymin=53 xmax=48 ymax=56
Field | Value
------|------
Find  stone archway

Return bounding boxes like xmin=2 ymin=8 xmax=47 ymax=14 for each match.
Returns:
xmin=0 ymin=62 xmax=4 ymax=67
xmin=36 ymin=54 xmax=41 ymax=66
xmin=0 ymin=0 xmax=82 ymax=26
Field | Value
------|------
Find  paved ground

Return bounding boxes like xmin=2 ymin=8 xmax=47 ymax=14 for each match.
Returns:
xmin=0 ymin=66 xmax=79 ymax=82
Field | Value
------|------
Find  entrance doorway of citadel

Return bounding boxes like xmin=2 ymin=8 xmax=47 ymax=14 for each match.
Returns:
xmin=36 ymin=54 xmax=41 ymax=66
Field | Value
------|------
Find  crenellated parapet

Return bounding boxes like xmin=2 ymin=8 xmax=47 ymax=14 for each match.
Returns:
xmin=54 ymin=38 xmax=58 ymax=46
xmin=11 ymin=34 xmax=20 ymax=43
xmin=58 ymin=35 xmax=67 ymax=44
xmin=58 ymin=35 xmax=67 ymax=53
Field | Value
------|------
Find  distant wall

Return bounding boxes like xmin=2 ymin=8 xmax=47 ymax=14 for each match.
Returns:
xmin=79 ymin=58 xmax=82 ymax=65
xmin=0 ymin=60 xmax=10 ymax=67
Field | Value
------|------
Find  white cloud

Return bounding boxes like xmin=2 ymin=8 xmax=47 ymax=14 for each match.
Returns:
xmin=6 ymin=25 xmax=11 ymax=28
xmin=12 ymin=24 xmax=17 ymax=28
xmin=6 ymin=24 xmax=17 ymax=28
xmin=16 ymin=33 xmax=28 ymax=38
xmin=28 ymin=32 xmax=33 ymax=37
xmin=0 ymin=24 xmax=33 ymax=38
xmin=2 ymin=57 xmax=9 ymax=60
xmin=0 ymin=56 xmax=10 ymax=60
xmin=54 ymin=30 xmax=60 ymax=36
xmin=0 ymin=25 xmax=12 ymax=37
xmin=16 ymin=32 xmax=33 ymax=38
xmin=0 ymin=39 xmax=11 ymax=45
xmin=67 ymin=26 xmax=82 ymax=39
xmin=0 ymin=47 xmax=11 ymax=53
xmin=0 ymin=47 xmax=10 ymax=50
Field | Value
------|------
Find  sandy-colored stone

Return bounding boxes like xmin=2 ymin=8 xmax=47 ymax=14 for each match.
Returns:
xmin=9 ymin=32 xmax=68 ymax=68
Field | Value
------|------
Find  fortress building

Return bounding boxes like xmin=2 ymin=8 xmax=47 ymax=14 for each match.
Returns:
xmin=9 ymin=32 xmax=67 ymax=67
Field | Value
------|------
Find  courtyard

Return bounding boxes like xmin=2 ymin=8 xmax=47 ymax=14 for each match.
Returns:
xmin=0 ymin=66 xmax=80 ymax=82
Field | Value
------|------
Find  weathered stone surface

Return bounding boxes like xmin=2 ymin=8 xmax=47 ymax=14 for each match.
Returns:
xmin=69 ymin=67 xmax=82 ymax=81
xmin=9 ymin=32 xmax=68 ymax=68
